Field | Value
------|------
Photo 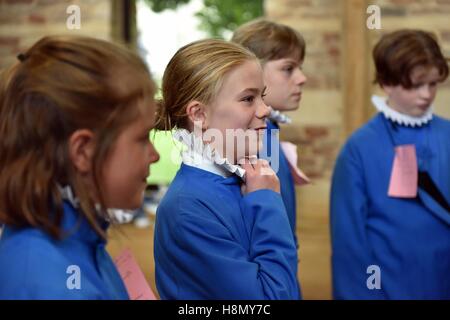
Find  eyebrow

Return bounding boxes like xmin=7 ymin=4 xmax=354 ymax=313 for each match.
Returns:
xmin=411 ymin=74 xmax=441 ymax=84
xmin=239 ymin=86 xmax=267 ymax=95
xmin=281 ymin=58 xmax=301 ymax=64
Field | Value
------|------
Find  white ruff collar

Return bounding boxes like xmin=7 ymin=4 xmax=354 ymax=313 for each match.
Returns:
xmin=58 ymin=185 xmax=135 ymax=223
xmin=268 ymin=107 xmax=292 ymax=124
xmin=371 ymin=95 xmax=433 ymax=127
xmin=173 ymin=129 xmax=246 ymax=180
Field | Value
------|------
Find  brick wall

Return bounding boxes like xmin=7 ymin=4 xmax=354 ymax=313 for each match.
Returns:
xmin=267 ymin=0 xmax=343 ymax=180
xmin=0 ymin=0 xmax=113 ymax=71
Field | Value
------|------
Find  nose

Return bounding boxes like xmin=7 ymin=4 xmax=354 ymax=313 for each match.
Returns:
xmin=148 ymin=141 xmax=160 ymax=165
xmin=419 ymin=84 xmax=432 ymax=100
xmin=256 ymin=99 xmax=271 ymax=120
xmin=295 ymin=68 xmax=307 ymax=86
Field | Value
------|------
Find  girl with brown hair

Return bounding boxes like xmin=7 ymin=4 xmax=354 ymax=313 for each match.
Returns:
xmin=0 ymin=35 xmax=159 ymax=299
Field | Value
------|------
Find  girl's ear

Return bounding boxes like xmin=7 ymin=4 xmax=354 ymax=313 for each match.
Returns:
xmin=68 ymin=129 xmax=96 ymax=174
xmin=186 ymin=100 xmax=208 ymax=130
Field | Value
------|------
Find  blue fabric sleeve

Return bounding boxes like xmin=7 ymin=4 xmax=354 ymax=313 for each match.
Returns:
xmin=171 ymin=190 xmax=299 ymax=299
xmin=0 ymin=243 xmax=101 ymax=300
xmin=330 ymin=142 xmax=385 ymax=299
xmin=0 ymin=232 xmax=128 ymax=300
xmin=240 ymin=190 xmax=300 ymax=299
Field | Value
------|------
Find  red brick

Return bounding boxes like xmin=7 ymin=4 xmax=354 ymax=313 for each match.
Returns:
xmin=28 ymin=13 xmax=46 ymax=24
xmin=5 ymin=0 xmax=34 ymax=4
xmin=305 ymin=127 xmax=329 ymax=139
xmin=0 ymin=36 xmax=19 ymax=47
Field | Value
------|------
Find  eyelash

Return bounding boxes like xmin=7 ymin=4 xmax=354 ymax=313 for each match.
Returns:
xmin=242 ymin=93 xmax=267 ymax=103
xmin=283 ymin=64 xmax=303 ymax=74
xmin=412 ymin=82 xmax=438 ymax=89
xmin=242 ymin=96 xmax=255 ymax=103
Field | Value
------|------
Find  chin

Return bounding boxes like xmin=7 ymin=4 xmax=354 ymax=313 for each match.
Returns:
xmin=411 ymin=108 xmax=429 ymax=117
xmin=280 ymin=103 xmax=299 ymax=111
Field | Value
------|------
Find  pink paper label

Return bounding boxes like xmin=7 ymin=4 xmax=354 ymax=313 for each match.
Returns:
xmin=388 ymin=145 xmax=418 ymax=198
xmin=114 ymin=248 xmax=157 ymax=300
xmin=280 ymin=141 xmax=311 ymax=186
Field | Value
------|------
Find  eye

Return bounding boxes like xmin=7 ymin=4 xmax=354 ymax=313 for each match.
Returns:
xmin=242 ymin=95 xmax=255 ymax=103
xmin=261 ymin=93 xmax=267 ymax=101
xmin=283 ymin=65 xmax=294 ymax=73
xmin=429 ymin=82 xmax=437 ymax=87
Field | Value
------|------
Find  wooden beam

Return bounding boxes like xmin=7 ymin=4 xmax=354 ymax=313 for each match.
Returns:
xmin=341 ymin=0 xmax=371 ymax=138
xmin=111 ymin=0 xmax=137 ymax=50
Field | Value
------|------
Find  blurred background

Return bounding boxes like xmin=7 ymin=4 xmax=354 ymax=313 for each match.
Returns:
xmin=1 ymin=0 xmax=449 ymax=299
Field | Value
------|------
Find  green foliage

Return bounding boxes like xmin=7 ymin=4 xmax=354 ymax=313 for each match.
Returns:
xmin=142 ymin=0 xmax=191 ymax=12
xmin=196 ymin=0 xmax=263 ymax=38
xmin=142 ymin=0 xmax=263 ymax=38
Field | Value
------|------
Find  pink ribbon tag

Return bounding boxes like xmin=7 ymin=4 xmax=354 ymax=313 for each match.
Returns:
xmin=388 ymin=145 xmax=418 ymax=198
xmin=114 ymin=248 xmax=157 ymax=300
xmin=280 ymin=141 xmax=311 ymax=186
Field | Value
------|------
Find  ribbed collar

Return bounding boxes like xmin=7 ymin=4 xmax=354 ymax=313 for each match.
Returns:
xmin=58 ymin=185 xmax=135 ymax=224
xmin=267 ymin=107 xmax=292 ymax=124
xmin=371 ymin=95 xmax=433 ymax=127
xmin=173 ymin=129 xmax=247 ymax=180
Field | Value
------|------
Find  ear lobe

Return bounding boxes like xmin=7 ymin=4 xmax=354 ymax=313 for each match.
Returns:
xmin=186 ymin=100 xmax=208 ymax=130
xmin=69 ymin=129 xmax=96 ymax=174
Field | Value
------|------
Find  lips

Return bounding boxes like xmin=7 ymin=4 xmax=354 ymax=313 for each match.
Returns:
xmin=251 ymin=126 xmax=267 ymax=131
xmin=418 ymin=103 xmax=430 ymax=110
xmin=291 ymin=92 xmax=302 ymax=101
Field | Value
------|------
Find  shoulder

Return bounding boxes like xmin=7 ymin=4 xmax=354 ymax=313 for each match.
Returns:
xmin=431 ymin=115 xmax=450 ymax=132
xmin=0 ymin=227 xmax=68 ymax=265
xmin=348 ymin=114 xmax=383 ymax=145
xmin=339 ymin=114 xmax=384 ymax=160
xmin=159 ymin=165 xmax=231 ymax=211
xmin=0 ymin=227 xmax=94 ymax=299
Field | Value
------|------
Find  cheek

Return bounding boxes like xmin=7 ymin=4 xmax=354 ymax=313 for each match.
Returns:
xmin=246 ymin=110 xmax=258 ymax=127
xmin=230 ymin=109 xmax=256 ymax=130
xmin=269 ymin=76 xmax=285 ymax=91
xmin=430 ymin=87 xmax=438 ymax=98
xmin=396 ymin=90 xmax=415 ymax=103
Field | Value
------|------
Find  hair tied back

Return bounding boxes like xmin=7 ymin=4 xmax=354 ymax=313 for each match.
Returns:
xmin=17 ymin=53 xmax=27 ymax=62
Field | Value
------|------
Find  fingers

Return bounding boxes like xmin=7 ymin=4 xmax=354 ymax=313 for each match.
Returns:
xmin=239 ymin=158 xmax=271 ymax=175
xmin=239 ymin=158 xmax=279 ymax=194
xmin=239 ymin=158 xmax=254 ymax=172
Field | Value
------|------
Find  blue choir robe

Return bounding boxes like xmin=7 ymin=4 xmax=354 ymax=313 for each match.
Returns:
xmin=262 ymin=120 xmax=297 ymax=246
xmin=331 ymin=113 xmax=450 ymax=299
xmin=262 ymin=120 xmax=302 ymax=298
xmin=154 ymin=163 xmax=300 ymax=299
xmin=0 ymin=201 xmax=129 ymax=300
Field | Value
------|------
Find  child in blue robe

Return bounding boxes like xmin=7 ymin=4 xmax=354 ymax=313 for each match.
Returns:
xmin=232 ymin=19 xmax=308 ymax=251
xmin=0 ymin=36 xmax=160 ymax=299
xmin=154 ymin=39 xmax=300 ymax=299
xmin=331 ymin=29 xmax=450 ymax=299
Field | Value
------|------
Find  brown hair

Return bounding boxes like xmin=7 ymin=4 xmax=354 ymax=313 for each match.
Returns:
xmin=157 ymin=39 xmax=257 ymax=131
xmin=0 ymin=35 xmax=155 ymax=239
xmin=231 ymin=18 xmax=306 ymax=64
xmin=373 ymin=29 xmax=449 ymax=88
